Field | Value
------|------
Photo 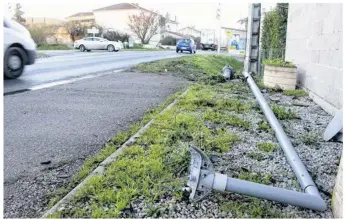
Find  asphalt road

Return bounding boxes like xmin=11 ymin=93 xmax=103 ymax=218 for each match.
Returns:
xmin=3 ymin=50 xmax=194 ymax=217
xmin=4 ymin=50 xmax=218 ymax=94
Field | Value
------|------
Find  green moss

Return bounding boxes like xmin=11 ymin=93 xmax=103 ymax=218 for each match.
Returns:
xmin=247 ymin=152 xmax=265 ymax=161
xmin=238 ymin=171 xmax=272 ymax=185
xmin=257 ymin=142 xmax=276 ymax=153
xmin=283 ymin=89 xmax=308 ymax=97
xmin=271 ymin=104 xmax=297 ymax=120
xmin=301 ymin=132 xmax=319 ymax=146
xmin=257 ymin=120 xmax=272 ymax=133
xmin=203 ymin=109 xmax=250 ymax=129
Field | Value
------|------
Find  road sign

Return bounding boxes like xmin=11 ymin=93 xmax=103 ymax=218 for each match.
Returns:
xmin=87 ymin=27 xmax=99 ymax=37
xmin=128 ymin=38 xmax=134 ymax=48
xmin=226 ymin=30 xmax=232 ymax=38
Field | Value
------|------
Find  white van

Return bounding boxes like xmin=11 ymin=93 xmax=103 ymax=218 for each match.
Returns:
xmin=3 ymin=18 xmax=36 ymax=79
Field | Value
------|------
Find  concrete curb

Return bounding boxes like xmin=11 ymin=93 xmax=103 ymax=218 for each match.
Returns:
xmin=41 ymin=88 xmax=190 ymax=218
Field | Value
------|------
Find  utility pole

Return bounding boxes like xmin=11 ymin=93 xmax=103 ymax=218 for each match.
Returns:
xmin=216 ymin=3 xmax=221 ymax=55
xmin=244 ymin=3 xmax=261 ymax=74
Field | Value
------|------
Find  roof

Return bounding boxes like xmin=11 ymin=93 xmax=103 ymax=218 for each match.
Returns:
xmin=164 ymin=30 xmax=185 ymax=38
xmin=179 ymin=26 xmax=201 ymax=33
xmin=93 ymin=3 xmax=179 ymax=24
xmin=221 ymin=27 xmax=246 ymax=32
xmin=67 ymin=12 xmax=94 ymax=18
xmin=93 ymin=3 xmax=137 ymax=12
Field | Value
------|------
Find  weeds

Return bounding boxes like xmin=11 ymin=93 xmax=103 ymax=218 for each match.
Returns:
xmin=257 ymin=142 xmax=276 ymax=153
xmin=257 ymin=120 xmax=272 ymax=133
xmin=283 ymin=89 xmax=308 ymax=97
xmin=220 ymin=197 xmax=291 ymax=218
xmin=247 ymin=152 xmax=265 ymax=161
xmin=271 ymin=105 xmax=297 ymax=120
xmin=203 ymin=109 xmax=250 ymax=129
xmin=301 ymin=132 xmax=319 ymax=145
xmin=238 ymin=171 xmax=272 ymax=185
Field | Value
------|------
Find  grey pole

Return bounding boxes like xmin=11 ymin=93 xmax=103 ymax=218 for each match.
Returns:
xmin=225 ymin=177 xmax=326 ymax=211
xmin=242 ymin=71 xmax=321 ymax=197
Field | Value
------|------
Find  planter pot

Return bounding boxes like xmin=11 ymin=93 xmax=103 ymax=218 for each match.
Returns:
xmin=264 ymin=65 xmax=297 ymax=90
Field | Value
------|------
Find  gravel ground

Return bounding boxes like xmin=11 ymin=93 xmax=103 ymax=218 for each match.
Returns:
xmin=127 ymin=81 xmax=342 ymax=218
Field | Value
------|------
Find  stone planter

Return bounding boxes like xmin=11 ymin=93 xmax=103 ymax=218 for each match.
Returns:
xmin=264 ymin=65 xmax=297 ymax=90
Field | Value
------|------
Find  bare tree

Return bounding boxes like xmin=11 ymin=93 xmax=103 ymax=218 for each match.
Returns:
xmin=13 ymin=3 xmax=26 ymax=24
xmin=128 ymin=10 xmax=160 ymax=44
xmin=63 ymin=21 xmax=87 ymax=42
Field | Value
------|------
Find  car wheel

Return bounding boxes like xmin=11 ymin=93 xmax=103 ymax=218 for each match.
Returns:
xmin=86 ymin=50 xmax=91 ymax=52
xmin=189 ymin=50 xmax=193 ymax=54
xmin=194 ymin=50 xmax=196 ymax=54
xmin=79 ymin=45 xmax=86 ymax=52
xmin=176 ymin=49 xmax=179 ymax=53
xmin=107 ymin=45 xmax=115 ymax=52
xmin=4 ymin=47 xmax=26 ymax=79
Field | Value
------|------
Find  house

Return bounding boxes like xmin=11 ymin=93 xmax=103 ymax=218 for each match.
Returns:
xmin=92 ymin=3 xmax=178 ymax=45
xmin=179 ymin=26 xmax=201 ymax=38
xmin=66 ymin=12 xmax=95 ymax=26
xmin=161 ymin=30 xmax=184 ymax=39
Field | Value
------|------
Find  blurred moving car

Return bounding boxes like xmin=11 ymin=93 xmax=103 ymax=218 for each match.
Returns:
xmin=176 ymin=38 xmax=196 ymax=54
xmin=74 ymin=37 xmax=122 ymax=52
xmin=3 ymin=17 xmax=36 ymax=79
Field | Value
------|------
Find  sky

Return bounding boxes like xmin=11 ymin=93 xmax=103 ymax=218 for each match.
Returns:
xmin=4 ymin=0 xmax=250 ymax=30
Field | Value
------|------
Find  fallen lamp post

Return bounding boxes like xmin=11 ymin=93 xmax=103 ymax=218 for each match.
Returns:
xmin=185 ymin=71 xmax=327 ymax=211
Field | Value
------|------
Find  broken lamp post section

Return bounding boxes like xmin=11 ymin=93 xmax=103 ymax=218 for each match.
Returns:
xmin=185 ymin=71 xmax=327 ymax=211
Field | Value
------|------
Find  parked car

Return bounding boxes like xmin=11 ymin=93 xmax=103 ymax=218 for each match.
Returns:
xmin=3 ymin=17 xmax=36 ymax=79
xmin=176 ymin=38 xmax=196 ymax=54
xmin=74 ymin=37 xmax=121 ymax=52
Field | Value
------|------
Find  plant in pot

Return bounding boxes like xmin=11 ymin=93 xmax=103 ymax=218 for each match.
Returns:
xmin=263 ymin=59 xmax=297 ymax=90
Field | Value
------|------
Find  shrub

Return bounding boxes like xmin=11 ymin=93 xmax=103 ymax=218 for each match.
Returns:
xmin=263 ymin=59 xmax=295 ymax=67
xmin=103 ymin=31 xmax=129 ymax=42
xmin=160 ymin=36 xmax=177 ymax=45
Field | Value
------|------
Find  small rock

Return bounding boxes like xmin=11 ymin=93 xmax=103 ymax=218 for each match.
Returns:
xmin=40 ymin=160 xmax=51 ymax=165
xmin=269 ymin=96 xmax=280 ymax=103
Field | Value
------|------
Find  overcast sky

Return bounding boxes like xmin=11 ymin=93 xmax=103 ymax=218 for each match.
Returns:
xmin=4 ymin=0 xmax=250 ymax=30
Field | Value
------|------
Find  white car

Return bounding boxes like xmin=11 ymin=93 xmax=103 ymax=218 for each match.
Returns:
xmin=4 ymin=17 xmax=36 ymax=79
xmin=74 ymin=37 xmax=121 ymax=52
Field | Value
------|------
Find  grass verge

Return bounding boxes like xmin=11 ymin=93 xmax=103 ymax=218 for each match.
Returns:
xmin=47 ymin=55 xmax=254 ymax=218
xmin=37 ymin=44 xmax=72 ymax=50
xmin=132 ymin=55 xmax=243 ymax=84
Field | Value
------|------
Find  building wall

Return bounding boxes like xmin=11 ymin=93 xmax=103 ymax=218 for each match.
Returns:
xmin=179 ymin=28 xmax=201 ymax=38
xmin=94 ymin=9 xmax=135 ymax=33
xmin=285 ymin=3 xmax=343 ymax=115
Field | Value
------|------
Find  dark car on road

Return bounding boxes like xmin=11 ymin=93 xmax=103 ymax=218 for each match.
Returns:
xmin=176 ymin=38 xmax=196 ymax=54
